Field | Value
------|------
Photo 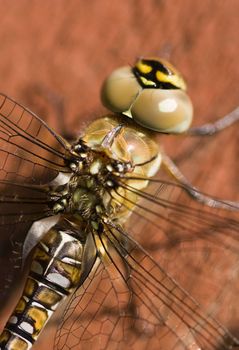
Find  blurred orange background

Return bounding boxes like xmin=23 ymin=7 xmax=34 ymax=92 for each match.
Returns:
xmin=0 ymin=1 xmax=238 ymax=349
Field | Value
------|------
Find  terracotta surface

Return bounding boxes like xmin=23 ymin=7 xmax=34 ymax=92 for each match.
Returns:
xmin=0 ymin=1 xmax=238 ymax=349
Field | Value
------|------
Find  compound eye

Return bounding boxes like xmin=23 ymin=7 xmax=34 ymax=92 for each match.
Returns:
xmin=101 ymin=59 xmax=194 ymax=134
xmin=131 ymin=89 xmax=193 ymax=133
xmin=101 ymin=66 xmax=142 ymax=113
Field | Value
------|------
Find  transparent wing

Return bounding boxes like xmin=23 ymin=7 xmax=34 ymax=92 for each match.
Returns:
xmin=0 ymin=93 xmax=73 ymax=299
xmin=53 ymin=182 xmax=239 ymax=350
xmin=115 ymin=177 xmax=239 ymax=249
xmin=0 ymin=93 xmax=71 ymax=184
xmin=0 ymin=181 xmax=52 ymax=226
xmin=0 ymin=180 xmax=55 ymax=300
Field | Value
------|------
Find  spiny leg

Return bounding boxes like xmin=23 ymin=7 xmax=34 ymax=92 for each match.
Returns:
xmin=187 ymin=106 xmax=239 ymax=136
xmin=162 ymin=152 xmax=239 ymax=211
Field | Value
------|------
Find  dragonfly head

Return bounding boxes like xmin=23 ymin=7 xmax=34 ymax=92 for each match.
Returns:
xmin=101 ymin=57 xmax=193 ymax=134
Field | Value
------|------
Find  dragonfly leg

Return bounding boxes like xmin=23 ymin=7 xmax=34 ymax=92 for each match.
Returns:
xmin=162 ymin=152 xmax=239 ymax=210
xmin=187 ymin=106 xmax=239 ymax=136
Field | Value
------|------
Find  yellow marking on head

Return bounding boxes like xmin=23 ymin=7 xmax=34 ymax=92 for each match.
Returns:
xmin=139 ymin=76 xmax=156 ymax=87
xmin=135 ymin=61 xmax=153 ymax=74
xmin=156 ymin=70 xmax=187 ymax=90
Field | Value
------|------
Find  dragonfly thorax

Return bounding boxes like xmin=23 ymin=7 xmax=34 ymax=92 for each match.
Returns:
xmin=50 ymin=115 xmax=162 ymax=226
xmin=50 ymin=153 xmax=134 ymax=228
xmin=68 ymin=173 xmax=115 ymax=222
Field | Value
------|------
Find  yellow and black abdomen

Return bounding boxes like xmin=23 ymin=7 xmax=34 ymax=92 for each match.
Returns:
xmin=0 ymin=220 xmax=84 ymax=350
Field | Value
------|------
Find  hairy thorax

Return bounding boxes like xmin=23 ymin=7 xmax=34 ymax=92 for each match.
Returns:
xmin=49 ymin=115 xmax=162 ymax=228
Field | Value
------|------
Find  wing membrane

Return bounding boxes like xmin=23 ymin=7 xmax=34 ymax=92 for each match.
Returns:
xmin=53 ymin=212 xmax=239 ymax=350
xmin=0 ymin=93 xmax=71 ymax=184
xmin=0 ymin=180 xmax=52 ymax=226
xmin=0 ymin=180 xmax=54 ymax=300
xmin=0 ymin=94 xmax=238 ymax=349
xmin=114 ymin=178 xmax=239 ymax=251
xmin=0 ymin=93 xmax=73 ymax=300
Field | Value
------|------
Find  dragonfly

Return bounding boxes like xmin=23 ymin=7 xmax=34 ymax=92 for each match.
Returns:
xmin=0 ymin=57 xmax=239 ymax=350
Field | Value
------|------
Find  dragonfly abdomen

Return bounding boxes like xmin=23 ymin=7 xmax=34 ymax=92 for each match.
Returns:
xmin=0 ymin=221 xmax=84 ymax=350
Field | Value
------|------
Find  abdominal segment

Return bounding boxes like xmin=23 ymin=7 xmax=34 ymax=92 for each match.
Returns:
xmin=0 ymin=221 xmax=84 ymax=350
